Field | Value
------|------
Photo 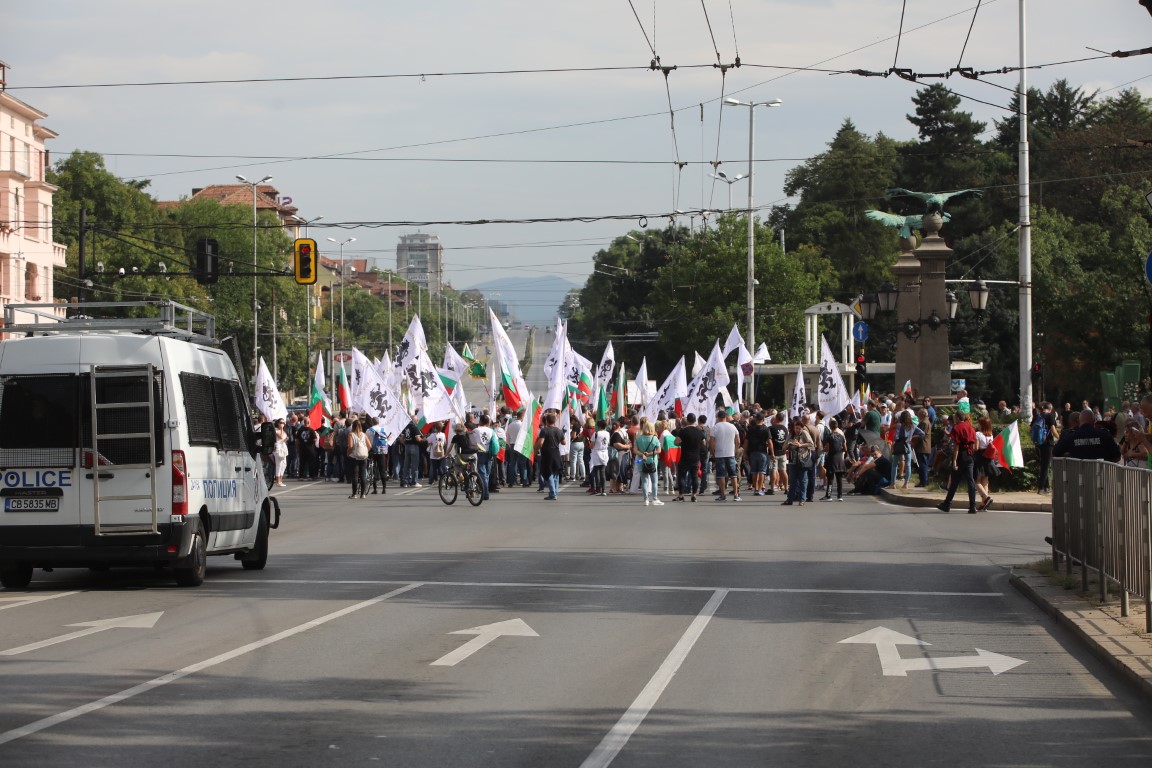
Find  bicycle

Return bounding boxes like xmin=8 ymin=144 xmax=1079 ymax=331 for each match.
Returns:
xmin=438 ymin=454 xmax=484 ymax=506
xmin=365 ymin=455 xmax=377 ymax=490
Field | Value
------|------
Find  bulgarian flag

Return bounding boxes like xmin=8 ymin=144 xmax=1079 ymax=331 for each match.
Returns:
xmin=513 ymin=398 xmax=543 ymax=462
xmin=416 ymin=416 xmax=448 ymax=439
xmin=609 ymin=384 xmax=623 ymax=415
xmin=437 ymin=369 xmax=458 ymax=395
xmin=307 ymin=357 xmax=332 ymax=430
xmin=576 ymin=370 xmax=594 ymax=404
xmin=992 ymin=421 xmax=1025 ymax=473
xmin=490 ymin=309 xmax=528 ymax=411
xmin=336 ymin=362 xmax=352 ymax=412
xmin=902 ymin=379 xmax=914 ymax=397
xmin=501 ymin=369 xmax=522 ymax=411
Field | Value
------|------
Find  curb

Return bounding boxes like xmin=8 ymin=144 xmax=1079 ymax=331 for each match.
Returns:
xmin=879 ymin=488 xmax=1052 ymax=513
xmin=1009 ymin=569 xmax=1152 ymax=704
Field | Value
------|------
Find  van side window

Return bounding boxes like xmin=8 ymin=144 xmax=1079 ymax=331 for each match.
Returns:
xmin=181 ymin=373 xmax=251 ymax=451
xmin=181 ymin=373 xmax=220 ymax=446
xmin=214 ymin=378 xmax=248 ymax=452
xmin=0 ymin=374 xmax=81 ymax=468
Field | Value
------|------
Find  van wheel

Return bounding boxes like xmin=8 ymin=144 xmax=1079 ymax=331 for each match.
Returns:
xmin=174 ymin=533 xmax=206 ymax=587
xmin=241 ymin=512 xmax=269 ymax=571
xmin=0 ymin=564 xmax=34 ymax=589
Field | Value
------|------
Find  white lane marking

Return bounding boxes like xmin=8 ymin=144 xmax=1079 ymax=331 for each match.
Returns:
xmin=0 ymin=583 xmax=423 ymax=746
xmin=0 ymin=592 xmax=81 ymax=611
xmin=430 ymin=618 xmax=539 ymax=667
xmin=271 ymin=482 xmax=421 ymax=497
xmin=581 ymin=589 xmax=729 ymax=768
xmin=267 ymin=481 xmax=319 ymax=495
xmin=213 ymin=578 xmax=1002 ymax=597
xmin=1 ymin=612 xmax=164 ymax=657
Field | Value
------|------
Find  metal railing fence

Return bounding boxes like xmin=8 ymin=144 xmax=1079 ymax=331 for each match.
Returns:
xmin=1051 ymin=457 xmax=1152 ymax=632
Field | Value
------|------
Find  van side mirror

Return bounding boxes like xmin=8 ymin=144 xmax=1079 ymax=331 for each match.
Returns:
xmin=258 ymin=422 xmax=276 ymax=457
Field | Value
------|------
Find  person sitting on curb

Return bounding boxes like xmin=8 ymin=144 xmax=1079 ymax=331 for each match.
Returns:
xmin=845 ymin=444 xmax=891 ymax=495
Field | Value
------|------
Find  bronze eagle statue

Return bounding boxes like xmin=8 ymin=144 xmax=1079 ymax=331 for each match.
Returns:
xmin=864 ymin=210 xmax=952 ymax=239
xmin=883 ymin=187 xmax=983 ymax=214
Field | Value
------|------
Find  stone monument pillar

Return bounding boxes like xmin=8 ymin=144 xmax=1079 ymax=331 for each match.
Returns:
xmin=892 ymin=244 xmax=921 ymax=396
xmin=910 ymin=212 xmax=952 ymax=398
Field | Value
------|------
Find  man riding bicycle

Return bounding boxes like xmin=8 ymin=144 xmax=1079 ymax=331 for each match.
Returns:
xmin=447 ymin=422 xmax=477 ymax=469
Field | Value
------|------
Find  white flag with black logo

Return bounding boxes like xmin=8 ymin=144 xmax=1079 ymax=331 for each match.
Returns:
xmin=817 ymin=335 xmax=850 ymax=418
xmin=791 ymin=363 xmax=807 ymax=419
xmin=254 ymin=357 xmax=288 ymax=422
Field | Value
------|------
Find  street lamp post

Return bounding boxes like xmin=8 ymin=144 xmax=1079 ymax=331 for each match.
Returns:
xmin=236 ymin=174 xmax=272 ymax=379
xmin=327 ymin=237 xmax=355 ymax=349
xmin=723 ymin=98 xmax=782 ymax=404
xmin=709 ymin=171 xmax=746 ymax=212
xmin=292 ymin=214 xmax=323 ymax=238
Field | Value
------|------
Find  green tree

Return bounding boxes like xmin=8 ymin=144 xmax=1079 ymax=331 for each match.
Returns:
xmin=779 ymin=119 xmax=903 ymax=293
xmin=896 ymin=84 xmax=997 ymax=236
xmin=49 ymin=151 xmax=204 ymax=308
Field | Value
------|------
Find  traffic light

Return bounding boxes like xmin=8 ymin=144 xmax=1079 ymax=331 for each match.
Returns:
xmin=194 ymin=238 xmax=219 ymax=285
xmin=1031 ymin=362 xmax=1042 ymax=381
xmin=855 ymin=353 xmax=868 ymax=382
xmin=294 ymin=238 xmax=317 ymax=285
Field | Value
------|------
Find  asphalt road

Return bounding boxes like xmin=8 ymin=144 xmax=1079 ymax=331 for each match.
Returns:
xmin=2 ymin=477 xmax=1152 ymax=766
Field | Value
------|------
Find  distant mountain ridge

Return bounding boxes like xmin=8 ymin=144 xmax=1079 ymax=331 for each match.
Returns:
xmin=460 ymin=275 xmax=579 ymax=325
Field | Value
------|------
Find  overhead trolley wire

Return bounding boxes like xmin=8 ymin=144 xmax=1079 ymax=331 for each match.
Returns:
xmin=627 ymin=0 xmax=658 ymax=59
xmin=700 ymin=0 xmax=723 ymax=66
xmin=956 ymin=0 xmax=984 ymax=69
xmin=893 ymin=0 xmax=909 ymax=70
xmin=727 ymin=0 xmax=741 ymax=63
xmin=6 ymin=65 xmax=654 ymax=91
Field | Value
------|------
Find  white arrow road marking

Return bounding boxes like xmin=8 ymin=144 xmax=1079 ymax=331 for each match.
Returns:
xmin=0 ymin=612 xmax=164 ymax=657
xmin=898 ymin=648 xmax=1028 ymax=676
xmin=839 ymin=626 xmax=1026 ymax=677
xmin=430 ymin=618 xmax=539 ymax=667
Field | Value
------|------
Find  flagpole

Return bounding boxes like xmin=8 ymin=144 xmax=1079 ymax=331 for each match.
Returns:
xmin=617 ymin=363 xmax=626 ymax=419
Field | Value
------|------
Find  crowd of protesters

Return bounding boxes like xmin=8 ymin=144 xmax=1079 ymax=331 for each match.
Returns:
xmin=259 ymin=391 xmax=1152 ymax=511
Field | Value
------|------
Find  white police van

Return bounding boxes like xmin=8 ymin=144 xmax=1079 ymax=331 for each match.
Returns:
xmin=0 ymin=301 xmax=281 ymax=589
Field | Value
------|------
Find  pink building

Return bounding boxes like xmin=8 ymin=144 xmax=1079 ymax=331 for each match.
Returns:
xmin=0 ymin=60 xmax=65 ymax=326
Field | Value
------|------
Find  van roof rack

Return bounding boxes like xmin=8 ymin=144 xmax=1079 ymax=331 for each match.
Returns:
xmin=3 ymin=301 xmax=217 ymax=343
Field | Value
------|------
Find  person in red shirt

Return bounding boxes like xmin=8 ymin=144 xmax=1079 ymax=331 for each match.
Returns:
xmin=938 ymin=411 xmax=979 ymax=514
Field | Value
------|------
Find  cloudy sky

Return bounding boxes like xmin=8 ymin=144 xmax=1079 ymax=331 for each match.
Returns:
xmin=7 ymin=1 xmax=1152 ymax=316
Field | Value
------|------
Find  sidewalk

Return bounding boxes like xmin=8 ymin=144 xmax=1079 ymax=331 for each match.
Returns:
xmin=880 ymin=483 xmax=1051 ymax=513
xmin=880 ymin=482 xmax=1152 ymax=702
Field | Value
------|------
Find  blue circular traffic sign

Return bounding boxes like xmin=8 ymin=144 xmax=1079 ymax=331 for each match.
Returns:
xmin=852 ymin=321 xmax=869 ymax=343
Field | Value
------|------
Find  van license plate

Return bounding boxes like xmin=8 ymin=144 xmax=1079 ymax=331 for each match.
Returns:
xmin=5 ymin=497 xmax=59 ymax=512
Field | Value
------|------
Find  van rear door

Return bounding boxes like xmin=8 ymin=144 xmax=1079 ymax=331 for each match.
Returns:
xmin=0 ymin=374 xmax=83 ymax=544
xmin=79 ymin=366 xmax=165 ymax=537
